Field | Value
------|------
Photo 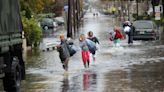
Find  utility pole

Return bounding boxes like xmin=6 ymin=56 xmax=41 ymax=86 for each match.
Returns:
xmin=67 ymin=0 xmax=82 ymax=38
xmin=162 ymin=0 xmax=164 ymax=40
xmin=76 ymin=0 xmax=80 ymax=31
xmin=136 ymin=0 xmax=139 ymax=19
xmin=67 ymin=0 xmax=72 ymax=38
xmin=73 ymin=0 xmax=76 ymax=38
xmin=128 ymin=0 xmax=130 ymax=21
xmin=77 ymin=0 xmax=81 ymax=20
xmin=162 ymin=0 xmax=164 ymax=17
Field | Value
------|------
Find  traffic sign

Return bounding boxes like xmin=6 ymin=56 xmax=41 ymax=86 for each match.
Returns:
xmin=155 ymin=12 xmax=160 ymax=20
xmin=155 ymin=6 xmax=161 ymax=20
xmin=155 ymin=6 xmax=160 ymax=12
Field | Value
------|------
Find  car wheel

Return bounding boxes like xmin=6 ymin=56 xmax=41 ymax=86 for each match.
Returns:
xmin=3 ymin=57 xmax=21 ymax=92
xmin=153 ymin=36 xmax=159 ymax=40
xmin=44 ymin=26 xmax=48 ymax=30
xmin=155 ymin=36 xmax=159 ymax=40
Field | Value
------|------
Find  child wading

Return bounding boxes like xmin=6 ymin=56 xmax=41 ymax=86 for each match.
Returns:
xmin=113 ymin=27 xmax=123 ymax=47
xmin=79 ymin=34 xmax=90 ymax=68
xmin=87 ymin=31 xmax=99 ymax=62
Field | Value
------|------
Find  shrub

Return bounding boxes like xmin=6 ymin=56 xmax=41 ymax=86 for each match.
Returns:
xmin=22 ymin=16 xmax=42 ymax=48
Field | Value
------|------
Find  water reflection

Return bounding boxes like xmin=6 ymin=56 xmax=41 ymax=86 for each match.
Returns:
xmin=83 ymin=70 xmax=98 ymax=92
xmin=42 ymin=28 xmax=56 ymax=38
xmin=21 ymin=74 xmax=51 ymax=92
xmin=59 ymin=70 xmax=98 ymax=92
xmin=130 ymin=61 xmax=164 ymax=92
xmin=83 ymin=71 xmax=90 ymax=91
xmin=104 ymin=60 xmax=164 ymax=92
xmin=61 ymin=75 xmax=69 ymax=92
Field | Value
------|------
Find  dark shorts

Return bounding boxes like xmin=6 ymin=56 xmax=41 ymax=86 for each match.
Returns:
xmin=60 ymin=57 xmax=69 ymax=64
xmin=60 ymin=56 xmax=67 ymax=63
xmin=91 ymin=50 xmax=96 ymax=55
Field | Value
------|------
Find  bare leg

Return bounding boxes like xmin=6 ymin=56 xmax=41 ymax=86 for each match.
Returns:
xmin=84 ymin=63 xmax=87 ymax=68
xmin=61 ymin=61 xmax=65 ymax=70
xmin=93 ymin=55 xmax=95 ymax=62
xmin=64 ymin=58 xmax=69 ymax=71
xmin=87 ymin=60 xmax=90 ymax=68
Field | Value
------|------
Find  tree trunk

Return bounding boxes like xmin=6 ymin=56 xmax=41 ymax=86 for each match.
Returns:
xmin=76 ymin=0 xmax=80 ymax=31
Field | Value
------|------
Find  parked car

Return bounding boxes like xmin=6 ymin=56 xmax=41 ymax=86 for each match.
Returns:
xmin=53 ymin=17 xmax=65 ymax=26
xmin=40 ymin=38 xmax=59 ymax=51
xmin=133 ymin=20 xmax=159 ymax=40
xmin=40 ymin=18 xmax=58 ymax=30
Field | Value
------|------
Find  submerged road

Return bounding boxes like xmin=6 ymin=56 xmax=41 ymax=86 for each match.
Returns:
xmin=20 ymin=12 xmax=164 ymax=92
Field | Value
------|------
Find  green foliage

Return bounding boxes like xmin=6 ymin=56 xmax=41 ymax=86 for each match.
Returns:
xmin=161 ymin=17 xmax=164 ymax=23
xmin=22 ymin=16 xmax=42 ymax=47
xmin=132 ymin=13 xmax=151 ymax=20
xmin=19 ymin=0 xmax=32 ymax=19
xmin=19 ymin=0 xmax=55 ymax=17
xmin=153 ymin=17 xmax=164 ymax=26
xmin=19 ymin=0 xmax=56 ymax=49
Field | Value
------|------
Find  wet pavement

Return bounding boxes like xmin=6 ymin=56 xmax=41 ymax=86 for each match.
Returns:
xmin=18 ymin=12 xmax=164 ymax=92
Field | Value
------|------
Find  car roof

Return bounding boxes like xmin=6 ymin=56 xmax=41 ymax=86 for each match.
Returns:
xmin=133 ymin=20 xmax=155 ymax=26
xmin=133 ymin=20 xmax=157 ymax=29
xmin=134 ymin=20 xmax=154 ymax=23
xmin=41 ymin=18 xmax=53 ymax=22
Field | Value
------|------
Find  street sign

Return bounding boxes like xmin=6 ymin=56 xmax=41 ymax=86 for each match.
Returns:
xmin=155 ymin=6 xmax=160 ymax=12
xmin=155 ymin=6 xmax=161 ymax=20
xmin=64 ymin=5 xmax=68 ymax=12
xmin=155 ymin=12 xmax=160 ymax=20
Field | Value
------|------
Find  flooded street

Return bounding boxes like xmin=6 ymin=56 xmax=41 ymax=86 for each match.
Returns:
xmin=21 ymin=12 xmax=164 ymax=92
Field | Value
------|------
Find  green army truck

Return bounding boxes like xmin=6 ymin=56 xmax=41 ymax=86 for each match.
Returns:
xmin=0 ymin=0 xmax=25 ymax=92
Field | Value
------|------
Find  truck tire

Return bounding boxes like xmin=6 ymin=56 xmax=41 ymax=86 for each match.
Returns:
xmin=3 ymin=57 xmax=21 ymax=92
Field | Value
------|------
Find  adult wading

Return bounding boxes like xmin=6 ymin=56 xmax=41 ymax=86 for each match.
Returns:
xmin=57 ymin=34 xmax=70 ymax=71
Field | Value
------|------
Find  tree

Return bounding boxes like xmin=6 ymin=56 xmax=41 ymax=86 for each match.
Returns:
xmin=19 ymin=0 xmax=32 ymax=18
xmin=52 ymin=0 xmax=65 ymax=16
xmin=43 ymin=0 xmax=56 ymax=13
xmin=19 ymin=0 xmax=57 ymax=49
xmin=19 ymin=0 xmax=55 ymax=16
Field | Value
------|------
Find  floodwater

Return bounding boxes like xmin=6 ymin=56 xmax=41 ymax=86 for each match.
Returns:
xmin=20 ymin=11 xmax=164 ymax=92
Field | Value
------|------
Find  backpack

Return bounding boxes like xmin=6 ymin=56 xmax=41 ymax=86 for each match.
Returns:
xmin=115 ymin=30 xmax=123 ymax=39
xmin=67 ymin=44 xmax=76 ymax=57
xmin=109 ymin=31 xmax=115 ymax=41
xmin=123 ymin=26 xmax=131 ymax=34
xmin=86 ymin=39 xmax=96 ymax=54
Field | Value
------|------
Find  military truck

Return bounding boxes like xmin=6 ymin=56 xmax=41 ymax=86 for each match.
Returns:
xmin=0 ymin=0 xmax=25 ymax=92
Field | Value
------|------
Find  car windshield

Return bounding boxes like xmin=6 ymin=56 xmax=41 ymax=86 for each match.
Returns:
xmin=54 ymin=17 xmax=64 ymax=22
xmin=42 ymin=18 xmax=53 ymax=23
xmin=134 ymin=22 xmax=153 ymax=29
